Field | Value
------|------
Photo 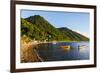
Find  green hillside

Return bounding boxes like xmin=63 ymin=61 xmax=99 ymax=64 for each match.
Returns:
xmin=21 ymin=15 xmax=89 ymax=42
xmin=58 ymin=27 xmax=89 ymax=41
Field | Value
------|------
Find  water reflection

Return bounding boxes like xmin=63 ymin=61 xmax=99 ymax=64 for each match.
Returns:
xmin=35 ymin=42 xmax=89 ymax=61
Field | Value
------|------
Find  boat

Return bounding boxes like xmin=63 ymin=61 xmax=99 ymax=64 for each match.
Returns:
xmin=78 ymin=45 xmax=87 ymax=51
xmin=60 ymin=45 xmax=71 ymax=50
xmin=78 ymin=45 xmax=87 ymax=49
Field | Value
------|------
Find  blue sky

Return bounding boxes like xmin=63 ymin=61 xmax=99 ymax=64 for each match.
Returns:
xmin=21 ymin=10 xmax=90 ymax=37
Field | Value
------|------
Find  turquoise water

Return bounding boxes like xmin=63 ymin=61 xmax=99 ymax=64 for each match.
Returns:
xmin=36 ymin=42 xmax=90 ymax=61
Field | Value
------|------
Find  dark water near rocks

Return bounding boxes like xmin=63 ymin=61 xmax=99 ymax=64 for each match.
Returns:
xmin=36 ymin=42 xmax=89 ymax=62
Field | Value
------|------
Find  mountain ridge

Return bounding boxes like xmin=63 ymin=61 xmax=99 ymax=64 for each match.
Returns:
xmin=21 ymin=15 xmax=89 ymax=41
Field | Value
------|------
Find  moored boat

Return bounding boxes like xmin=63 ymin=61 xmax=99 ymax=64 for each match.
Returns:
xmin=78 ymin=45 xmax=87 ymax=51
xmin=60 ymin=45 xmax=71 ymax=50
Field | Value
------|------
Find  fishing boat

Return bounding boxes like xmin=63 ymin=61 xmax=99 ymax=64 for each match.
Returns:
xmin=60 ymin=45 xmax=71 ymax=50
xmin=78 ymin=45 xmax=87 ymax=51
xmin=78 ymin=45 xmax=87 ymax=49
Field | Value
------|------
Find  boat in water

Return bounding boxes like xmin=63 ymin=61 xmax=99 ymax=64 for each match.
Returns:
xmin=78 ymin=45 xmax=87 ymax=52
xmin=60 ymin=45 xmax=71 ymax=51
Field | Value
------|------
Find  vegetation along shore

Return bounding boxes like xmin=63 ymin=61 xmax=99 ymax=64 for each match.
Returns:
xmin=21 ymin=15 xmax=89 ymax=62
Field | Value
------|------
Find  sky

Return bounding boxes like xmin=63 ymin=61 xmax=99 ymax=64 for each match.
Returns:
xmin=21 ymin=10 xmax=90 ymax=37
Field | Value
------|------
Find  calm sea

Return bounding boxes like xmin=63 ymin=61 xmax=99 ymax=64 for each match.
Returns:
xmin=35 ymin=42 xmax=90 ymax=62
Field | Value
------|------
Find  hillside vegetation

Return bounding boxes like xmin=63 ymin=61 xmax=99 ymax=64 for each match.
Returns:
xmin=20 ymin=15 xmax=89 ymax=63
xmin=21 ymin=15 xmax=89 ymax=42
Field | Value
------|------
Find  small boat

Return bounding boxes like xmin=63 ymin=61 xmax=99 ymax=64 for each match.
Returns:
xmin=60 ymin=45 xmax=70 ymax=50
xmin=78 ymin=45 xmax=87 ymax=51
xmin=78 ymin=45 xmax=87 ymax=49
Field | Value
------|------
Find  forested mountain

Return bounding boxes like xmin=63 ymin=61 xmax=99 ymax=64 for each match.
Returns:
xmin=57 ymin=27 xmax=89 ymax=41
xmin=21 ymin=15 xmax=89 ymax=41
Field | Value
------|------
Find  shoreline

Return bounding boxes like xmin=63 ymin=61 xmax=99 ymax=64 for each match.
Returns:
xmin=29 ymin=40 xmax=89 ymax=45
xmin=21 ymin=39 xmax=89 ymax=63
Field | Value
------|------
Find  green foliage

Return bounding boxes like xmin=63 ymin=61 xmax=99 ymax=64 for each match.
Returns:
xmin=21 ymin=15 xmax=89 ymax=42
xmin=58 ymin=27 xmax=89 ymax=41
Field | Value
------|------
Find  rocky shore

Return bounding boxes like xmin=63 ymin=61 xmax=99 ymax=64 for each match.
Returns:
xmin=20 ymin=40 xmax=44 ymax=63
